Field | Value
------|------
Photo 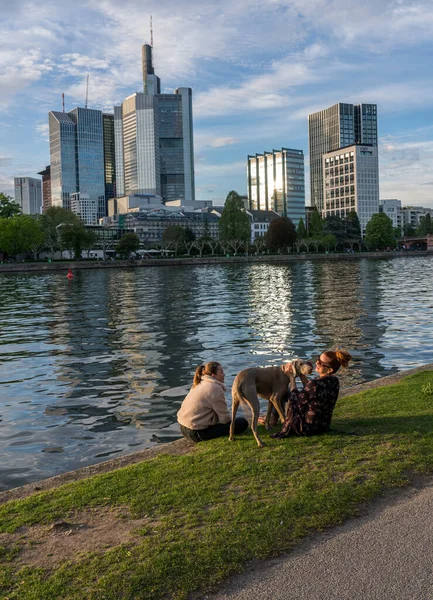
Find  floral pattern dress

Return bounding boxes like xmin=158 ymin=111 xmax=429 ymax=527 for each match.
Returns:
xmin=271 ymin=375 xmax=340 ymax=438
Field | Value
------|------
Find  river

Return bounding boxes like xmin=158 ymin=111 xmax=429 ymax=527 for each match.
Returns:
xmin=1 ymin=256 xmax=433 ymax=491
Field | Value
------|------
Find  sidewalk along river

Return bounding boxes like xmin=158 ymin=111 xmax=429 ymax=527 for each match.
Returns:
xmin=1 ymin=255 xmax=433 ymax=491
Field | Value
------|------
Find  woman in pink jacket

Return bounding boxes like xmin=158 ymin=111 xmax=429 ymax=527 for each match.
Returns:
xmin=177 ymin=362 xmax=249 ymax=443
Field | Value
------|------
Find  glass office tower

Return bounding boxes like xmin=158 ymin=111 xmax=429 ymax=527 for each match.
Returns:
xmin=308 ymin=103 xmax=377 ymax=212
xmin=247 ymin=148 xmax=305 ymax=227
xmin=49 ymin=108 xmax=106 ymax=219
xmin=103 ymin=113 xmax=117 ymax=203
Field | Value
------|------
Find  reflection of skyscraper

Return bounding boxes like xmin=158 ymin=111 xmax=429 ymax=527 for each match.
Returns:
xmin=308 ymin=103 xmax=377 ymax=212
xmin=114 ymin=44 xmax=195 ymax=203
xmin=48 ymin=108 xmax=106 ymax=219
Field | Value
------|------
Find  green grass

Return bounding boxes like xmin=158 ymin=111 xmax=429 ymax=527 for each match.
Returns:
xmin=1 ymin=371 xmax=433 ymax=600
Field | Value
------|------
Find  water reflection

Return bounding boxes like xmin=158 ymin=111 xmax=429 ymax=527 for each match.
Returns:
xmin=1 ymin=256 xmax=433 ymax=490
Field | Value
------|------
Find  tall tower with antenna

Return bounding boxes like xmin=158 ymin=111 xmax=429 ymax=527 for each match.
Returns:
xmin=142 ymin=16 xmax=160 ymax=95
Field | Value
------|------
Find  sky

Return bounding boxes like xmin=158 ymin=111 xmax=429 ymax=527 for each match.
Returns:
xmin=0 ymin=0 xmax=433 ymax=207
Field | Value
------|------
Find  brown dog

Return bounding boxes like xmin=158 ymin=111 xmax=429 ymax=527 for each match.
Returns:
xmin=229 ymin=359 xmax=313 ymax=447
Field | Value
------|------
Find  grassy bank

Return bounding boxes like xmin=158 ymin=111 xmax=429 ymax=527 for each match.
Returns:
xmin=1 ymin=371 xmax=433 ymax=600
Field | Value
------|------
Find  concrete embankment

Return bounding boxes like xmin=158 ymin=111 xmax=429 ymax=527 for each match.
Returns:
xmin=0 ymin=250 xmax=430 ymax=274
xmin=1 ymin=362 xmax=432 ymax=506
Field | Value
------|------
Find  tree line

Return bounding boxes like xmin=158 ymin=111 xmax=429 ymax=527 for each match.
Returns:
xmin=1 ymin=190 xmax=431 ymax=261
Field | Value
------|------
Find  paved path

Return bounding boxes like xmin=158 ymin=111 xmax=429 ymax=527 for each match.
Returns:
xmin=206 ymin=478 xmax=433 ymax=600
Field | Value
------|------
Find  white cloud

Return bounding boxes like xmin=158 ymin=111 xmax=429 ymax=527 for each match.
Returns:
xmin=35 ymin=123 xmax=49 ymax=142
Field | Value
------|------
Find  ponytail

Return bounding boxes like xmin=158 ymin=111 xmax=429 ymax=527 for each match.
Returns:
xmin=192 ymin=365 xmax=205 ymax=388
xmin=192 ymin=361 xmax=221 ymax=387
xmin=335 ymin=349 xmax=352 ymax=369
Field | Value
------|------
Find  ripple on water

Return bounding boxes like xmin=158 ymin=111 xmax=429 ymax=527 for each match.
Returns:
xmin=1 ymin=257 xmax=433 ymax=488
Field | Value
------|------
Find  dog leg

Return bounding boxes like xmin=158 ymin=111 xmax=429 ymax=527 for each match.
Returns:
xmin=241 ymin=386 xmax=264 ymax=447
xmin=271 ymin=394 xmax=286 ymax=426
xmin=264 ymin=401 xmax=273 ymax=430
xmin=229 ymin=393 xmax=240 ymax=442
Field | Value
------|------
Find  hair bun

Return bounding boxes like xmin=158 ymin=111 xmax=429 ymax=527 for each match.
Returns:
xmin=335 ymin=349 xmax=352 ymax=368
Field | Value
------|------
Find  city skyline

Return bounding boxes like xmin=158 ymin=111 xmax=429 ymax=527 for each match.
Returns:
xmin=1 ymin=0 xmax=433 ymax=207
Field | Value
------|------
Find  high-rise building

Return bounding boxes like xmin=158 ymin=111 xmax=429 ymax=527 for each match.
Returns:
xmin=322 ymin=145 xmax=379 ymax=235
xmin=37 ymin=166 xmax=51 ymax=212
xmin=48 ymin=108 xmax=106 ymax=219
xmin=308 ymin=103 xmax=377 ymax=212
xmin=13 ymin=177 xmax=42 ymax=214
xmin=102 ymin=114 xmax=116 ymax=202
xmin=114 ymin=44 xmax=195 ymax=203
xmin=247 ymin=148 xmax=305 ymax=226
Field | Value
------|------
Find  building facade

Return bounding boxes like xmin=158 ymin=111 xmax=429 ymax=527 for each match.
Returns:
xmin=308 ymin=103 xmax=377 ymax=212
xmin=70 ymin=192 xmax=97 ymax=225
xmin=379 ymin=199 xmax=402 ymax=233
xmin=13 ymin=177 xmax=42 ymax=214
xmin=322 ymin=145 xmax=379 ymax=235
xmin=114 ymin=44 xmax=195 ymax=204
xmin=247 ymin=148 xmax=305 ymax=227
xmin=102 ymin=114 xmax=116 ymax=203
xmin=37 ymin=166 xmax=51 ymax=212
xmin=48 ymin=108 xmax=106 ymax=219
xmin=401 ymin=206 xmax=433 ymax=230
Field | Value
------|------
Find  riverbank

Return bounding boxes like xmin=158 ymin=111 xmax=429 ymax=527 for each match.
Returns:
xmin=0 ymin=250 xmax=430 ymax=274
xmin=1 ymin=365 xmax=432 ymax=599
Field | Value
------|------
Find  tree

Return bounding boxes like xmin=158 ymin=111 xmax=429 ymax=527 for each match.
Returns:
xmin=308 ymin=207 xmax=323 ymax=238
xmin=60 ymin=221 xmax=88 ymax=260
xmin=296 ymin=218 xmax=307 ymax=239
xmin=184 ymin=227 xmax=195 ymax=242
xmin=162 ymin=225 xmax=186 ymax=256
xmin=324 ymin=215 xmax=345 ymax=245
xmin=364 ymin=213 xmax=395 ymax=250
xmin=41 ymin=207 xmax=81 ymax=258
xmin=321 ymin=234 xmax=337 ymax=252
xmin=0 ymin=214 xmax=44 ymax=257
xmin=345 ymin=211 xmax=362 ymax=240
xmin=116 ymin=232 xmax=140 ymax=259
xmin=416 ymin=213 xmax=433 ymax=236
xmin=403 ymin=223 xmax=416 ymax=237
xmin=218 ymin=191 xmax=250 ymax=243
xmin=393 ymin=226 xmax=402 ymax=240
xmin=265 ymin=217 xmax=297 ymax=252
xmin=82 ymin=229 xmax=99 ymax=258
xmin=0 ymin=193 xmax=21 ymax=219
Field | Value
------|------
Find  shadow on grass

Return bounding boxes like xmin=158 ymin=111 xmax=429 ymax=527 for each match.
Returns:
xmin=332 ymin=414 xmax=433 ymax=436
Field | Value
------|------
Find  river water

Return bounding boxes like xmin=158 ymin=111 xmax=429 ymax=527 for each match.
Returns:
xmin=1 ymin=256 xmax=433 ymax=491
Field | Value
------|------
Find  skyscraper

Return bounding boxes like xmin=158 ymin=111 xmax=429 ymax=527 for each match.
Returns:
xmin=114 ymin=44 xmax=195 ymax=203
xmin=13 ymin=177 xmax=42 ymax=214
xmin=48 ymin=108 xmax=106 ymax=219
xmin=308 ymin=103 xmax=377 ymax=212
xmin=102 ymin=114 xmax=117 ymax=202
xmin=37 ymin=165 xmax=51 ymax=212
xmin=247 ymin=148 xmax=305 ymax=226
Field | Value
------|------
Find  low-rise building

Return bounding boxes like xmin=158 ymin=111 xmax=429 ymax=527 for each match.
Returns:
xmin=401 ymin=205 xmax=433 ymax=230
xmin=379 ymin=199 xmax=402 ymax=233
xmin=71 ymin=192 xmax=97 ymax=225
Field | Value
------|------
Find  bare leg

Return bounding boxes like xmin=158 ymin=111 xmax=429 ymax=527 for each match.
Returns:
xmin=229 ymin=395 xmax=239 ymax=441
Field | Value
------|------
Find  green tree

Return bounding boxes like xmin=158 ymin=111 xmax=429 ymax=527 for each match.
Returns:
xmin=184 ymin=227 xmax=195 ymax=242
xmin=218 ymin=191 xmax=250 ymax=243
xmin=416 ymin=213 xmax=433 ymax=236
xmin=162 ymin=225 xmax=187 ymax=256
xmin=345 ymin=211 xmax=362 ymax=240
xmin=324 ymin=215 xmax=345 ymax=245
xmin=82 ymin=229 xmax=99 ymax=258
xmin=265 ymin=217 xmax=297 ymax=252
xmin=116 ymin=232 xmax=140 ymax=259
xmin=321 ymin=234 xmax=337 ymax=252
xmin=41 ymin=207 xmax=81 ymax=258
xmin=308 ymin=207 xmax=323 ymax=238
xmin=0 ymin=193 xmax=21 ymax=219
xmin=364 ymin=213 xmax=395 ymax=250
xmin=0 ymin=214 xmax=44 ymax=257
xmin=60 ymin=221 xmax=88 ymax=260
xmin=403 ymin=223 xmax=416 ymax=237
xmin=393 ymin=226 xmax=402 ymax=240
xmin=296 ymin=218 xmax=307 ymax=239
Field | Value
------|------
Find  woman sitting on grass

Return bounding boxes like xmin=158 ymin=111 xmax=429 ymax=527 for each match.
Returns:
xmin=177 ymin=362 xmax=249 ymax=443
xmin=271 ymin=349 xmax=352 ymax=439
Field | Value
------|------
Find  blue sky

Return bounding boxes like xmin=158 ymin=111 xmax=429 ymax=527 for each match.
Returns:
xmin=1 ymin=0 xmax=433 ymax=207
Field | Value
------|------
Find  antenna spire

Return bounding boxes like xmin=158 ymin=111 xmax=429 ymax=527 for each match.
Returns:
xmin=62 ymin=93 xmax=65 ymax=113
xmin=85 ymin=73 xmax=89 ymax=109
xmin=150 ymin=15 xmax=153 ymax=48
